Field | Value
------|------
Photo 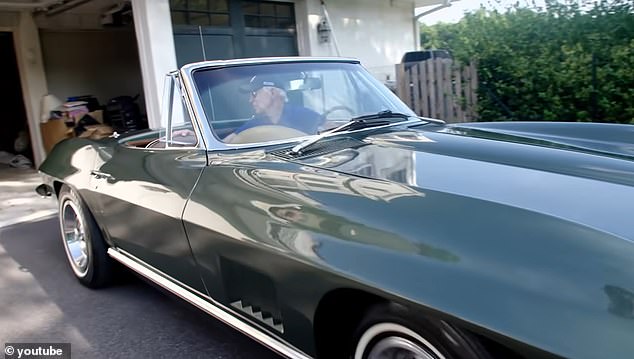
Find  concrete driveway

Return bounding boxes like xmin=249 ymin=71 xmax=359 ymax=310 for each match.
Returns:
xmin=0 ymin=212 xmax=283 ymax=358
xmin=0 ymin=167 xmax=57 ymax=228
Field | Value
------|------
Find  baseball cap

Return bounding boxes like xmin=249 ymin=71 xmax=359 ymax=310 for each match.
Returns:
xmin=239 ymin=75 xmax=286 ymax=93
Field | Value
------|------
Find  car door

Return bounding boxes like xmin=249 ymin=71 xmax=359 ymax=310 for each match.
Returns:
xmin=91 ymin=73 xmax=207 ymax=292
xmin=183 ymin=163 xmax=307 ymax=338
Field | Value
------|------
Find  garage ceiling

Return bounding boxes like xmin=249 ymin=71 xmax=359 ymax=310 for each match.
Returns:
xmin=0 ymin=0 xmax=123 ymax=14
xmin=0 ymin=0 xmax=132 ymax=30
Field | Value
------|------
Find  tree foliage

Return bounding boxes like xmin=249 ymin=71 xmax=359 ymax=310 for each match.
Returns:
xmin=420 ymin=0 xmax=634 ymax=123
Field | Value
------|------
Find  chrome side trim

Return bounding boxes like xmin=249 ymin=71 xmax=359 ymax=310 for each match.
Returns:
xmin=107 ymin=248 xmax=312 ymax=359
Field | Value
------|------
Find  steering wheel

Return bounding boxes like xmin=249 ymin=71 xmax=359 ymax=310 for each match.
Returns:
xmin=322 ymin=105 xmax=355 ymax=120
xmin=225 ymin=125 xmax=308 ymax=144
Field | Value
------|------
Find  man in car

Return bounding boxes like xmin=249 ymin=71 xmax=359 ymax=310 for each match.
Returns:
xmin=223 ymin=75 xmax=322 ymax=143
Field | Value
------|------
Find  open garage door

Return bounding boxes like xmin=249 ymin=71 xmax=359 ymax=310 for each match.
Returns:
xmin=37 ymin=0 xmax=147 ymax=150
xmin=171 ymin=0 xmax=298 ymax=66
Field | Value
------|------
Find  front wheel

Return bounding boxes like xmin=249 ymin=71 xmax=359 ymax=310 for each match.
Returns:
xmin=58 ymin=184 xmax=113 ymax=288
xmin=352 ymin=304 xmax=491 ymax=359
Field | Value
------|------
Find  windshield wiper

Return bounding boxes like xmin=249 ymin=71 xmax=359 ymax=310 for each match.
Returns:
xmin=290 ymin=110 xmax=443 ymax=155
xmin=350 ymin=110 xmax=446 ymax=125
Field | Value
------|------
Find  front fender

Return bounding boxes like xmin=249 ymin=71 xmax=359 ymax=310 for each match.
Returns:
xmin=39 ymin=138 xmax=115 ymax=192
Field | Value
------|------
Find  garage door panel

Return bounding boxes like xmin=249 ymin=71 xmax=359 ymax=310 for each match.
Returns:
xmin=243 ymin=36 xmax=297 ymax=58
xmin=172 ymin=0 xmax=298 ymax=65
xmin=175 ymin=34 xmax=235 ymax=65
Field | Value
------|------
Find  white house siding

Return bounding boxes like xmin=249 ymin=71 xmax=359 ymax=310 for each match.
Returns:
xmin=301 ymin=0 xmax=415 ymax=82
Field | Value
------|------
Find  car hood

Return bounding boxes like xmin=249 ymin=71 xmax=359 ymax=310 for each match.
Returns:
xmin=447 ymin=121 xmax=634 ymax=160
xmin=291 ymin=122 xmax=634 ymax=241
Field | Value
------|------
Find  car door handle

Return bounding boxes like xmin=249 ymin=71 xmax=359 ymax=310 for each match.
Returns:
xmin=90 ymin=170 xmax=115 ymax=181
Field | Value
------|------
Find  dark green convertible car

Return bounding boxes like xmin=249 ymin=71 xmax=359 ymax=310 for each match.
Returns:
xmin=37 ymin=57 xmax=634 ymax=359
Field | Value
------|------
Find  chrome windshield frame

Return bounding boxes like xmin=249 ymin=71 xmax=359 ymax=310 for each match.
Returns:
xmin=179 ymin=57 xmax=420 ymax=152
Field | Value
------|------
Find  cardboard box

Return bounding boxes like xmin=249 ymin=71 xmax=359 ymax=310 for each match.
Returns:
xmin=78 ymin=125 xmax=113 ymax=140
xmin=41 ymin=119 xmax=73 ymax=153
xmin=89 ymin=109 xmax=104 ymax=124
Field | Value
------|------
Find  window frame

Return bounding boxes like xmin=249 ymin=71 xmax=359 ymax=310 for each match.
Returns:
xmin=152 ymin=72 xmax=204 ymax=150
xmin=170 ymin=0 xmax=231 ymax=27
xmin=241 ymin=0 xmax=296 ymax=31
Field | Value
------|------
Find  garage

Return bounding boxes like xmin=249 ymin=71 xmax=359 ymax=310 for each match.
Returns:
xmin=1 ymin=0 xmax=304 ymax=168
xmin=0 ymin=0 xmax=146 ymax=169
xmin=38 ymin=1 xmax=146 ymax=149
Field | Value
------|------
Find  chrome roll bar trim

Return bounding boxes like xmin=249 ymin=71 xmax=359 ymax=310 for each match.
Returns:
xmin=179 ymin=67 xmax=220 ymax=151
xmin=107 ymin=248 xmax=313 ymax=359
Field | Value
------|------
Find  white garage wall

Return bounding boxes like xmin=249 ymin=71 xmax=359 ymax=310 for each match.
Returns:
xmin=301 ymin=0 xmax=415 ymax=82
xmin=40 ymin=30 xmax=145 ymax=113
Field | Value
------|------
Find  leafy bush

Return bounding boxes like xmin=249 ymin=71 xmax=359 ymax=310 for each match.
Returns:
xmin=420 ymin=0 xmax=634 ymax=123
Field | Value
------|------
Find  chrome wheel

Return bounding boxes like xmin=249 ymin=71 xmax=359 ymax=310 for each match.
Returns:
xmin=57 ymin=184 xmax=114 ymax=288
xmin=60 ymin=199 xmax=89 ymax=277
xmin=355 ymin=323 xmax=446 ymax=359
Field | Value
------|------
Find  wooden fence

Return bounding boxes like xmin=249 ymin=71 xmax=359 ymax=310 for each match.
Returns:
xmin=396 ymin=58 xmax=478 ymax=123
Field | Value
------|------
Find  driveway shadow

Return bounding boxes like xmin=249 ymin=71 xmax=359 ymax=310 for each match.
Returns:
xmin=0 ymin=217 xmax=282 ymax=359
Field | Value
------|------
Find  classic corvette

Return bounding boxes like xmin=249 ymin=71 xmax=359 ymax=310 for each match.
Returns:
xmin=37 ymin=57 xmax=634 ymax=359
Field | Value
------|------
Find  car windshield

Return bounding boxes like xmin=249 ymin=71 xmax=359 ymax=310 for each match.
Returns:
xmin=191 ymin=61 xmax=415 ymax=144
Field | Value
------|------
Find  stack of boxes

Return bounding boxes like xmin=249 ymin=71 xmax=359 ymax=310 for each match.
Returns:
xmin=40 ymin=98 xmax=110 ymax=153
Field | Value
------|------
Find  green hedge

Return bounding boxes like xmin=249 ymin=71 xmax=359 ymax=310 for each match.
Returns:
xmin=420 ymin=0 xmax=634 ymax=123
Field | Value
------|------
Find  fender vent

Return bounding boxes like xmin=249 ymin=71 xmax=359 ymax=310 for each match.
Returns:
xmin=270 ymin=137 xmax=366 ymax=160
xmin=231 ymin=300 xmax=285 ymax=333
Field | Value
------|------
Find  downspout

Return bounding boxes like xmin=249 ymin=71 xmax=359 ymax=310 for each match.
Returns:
xmin=320 ymin=0 xmax=341 ymax=56
xmin=413 ymin=0 xmax=451 ymax=50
